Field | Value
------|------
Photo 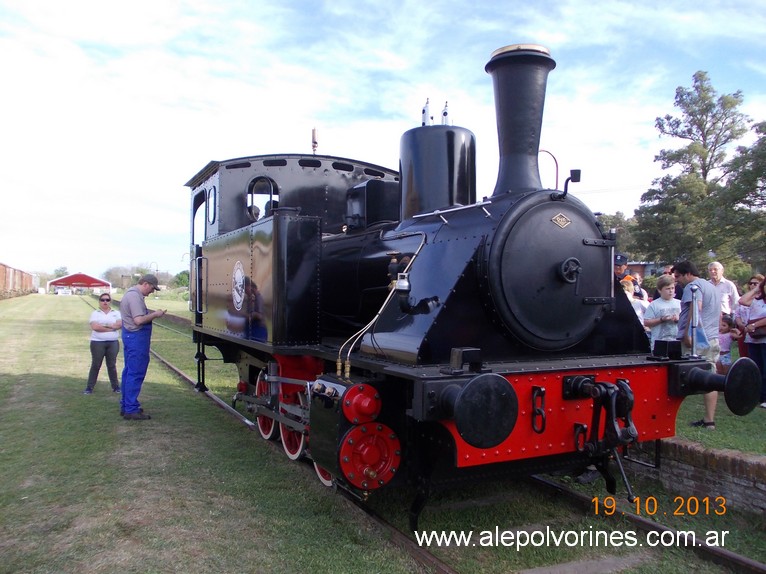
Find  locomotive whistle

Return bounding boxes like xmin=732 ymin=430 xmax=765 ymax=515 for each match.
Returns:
xmin=421 ymin=98 xmax=431 ymax=126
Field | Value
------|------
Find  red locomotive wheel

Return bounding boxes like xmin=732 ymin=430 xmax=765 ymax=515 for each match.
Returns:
xmin=314 ymin=462 xmax=334 ymax=487
xmin=257 ymin=412 xmax=279 ymax=441
xmin=279 ymin=382 xmax=307 ymax=460
xmin=254 ymin=371 xmax=279 ymax=441
xmin=338 ymin=423 xmax=401 ymax=490
xmin=279 ymin=422 xmax=306 ymax=460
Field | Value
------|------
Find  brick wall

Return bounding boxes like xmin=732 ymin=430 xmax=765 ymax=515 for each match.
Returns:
xmin=626 ymin=438 xmax=766 ymax=516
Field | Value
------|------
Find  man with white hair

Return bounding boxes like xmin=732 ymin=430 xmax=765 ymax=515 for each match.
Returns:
xmin=708 ymin=262 xmax=739 ymax=314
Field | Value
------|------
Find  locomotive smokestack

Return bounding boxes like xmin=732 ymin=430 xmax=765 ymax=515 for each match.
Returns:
xmin=485 ymin=44 xmax=556 ymax=196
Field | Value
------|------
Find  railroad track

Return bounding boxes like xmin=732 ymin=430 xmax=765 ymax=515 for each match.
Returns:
xmin=146 ymin=316 xmax=766 ymax=574
xmin=528 ymin=476 xmax=766 ymax=574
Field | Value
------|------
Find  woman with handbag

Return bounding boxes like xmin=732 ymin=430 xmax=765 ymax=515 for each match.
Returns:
xmin=739 ymin=276 xmax=766 ymax=408
xmin=735 ymin=274 xmax=764 ymax=358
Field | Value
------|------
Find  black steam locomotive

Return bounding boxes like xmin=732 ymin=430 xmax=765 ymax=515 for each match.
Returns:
xmin=185 ymin=44 xmax=759 ymax=525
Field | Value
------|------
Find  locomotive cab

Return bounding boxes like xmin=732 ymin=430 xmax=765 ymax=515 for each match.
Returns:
xmin=185 ymin=154 xmax=401 ymax=345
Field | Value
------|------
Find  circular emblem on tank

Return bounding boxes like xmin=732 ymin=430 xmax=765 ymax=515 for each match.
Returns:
xmin=484 ymin=195 xmax=610 ymax=350
xmin=232 ymin=261 xmax=246 ymax=311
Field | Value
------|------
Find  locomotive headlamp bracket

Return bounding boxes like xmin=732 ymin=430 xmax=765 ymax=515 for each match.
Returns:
xmin=440 ymin=347 xmax=488 ymax=376
xmin=550 ymin=169 xmax=581 ymax=201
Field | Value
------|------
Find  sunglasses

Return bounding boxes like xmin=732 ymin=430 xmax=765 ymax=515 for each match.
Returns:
xmin=100 ymin=298 xmax=111 ymax=302
xmin=749 ymin=282 xmax=760 ymax=286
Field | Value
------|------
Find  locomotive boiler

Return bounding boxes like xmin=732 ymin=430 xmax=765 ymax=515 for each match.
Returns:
xmin=185 ymin=44 xmax=760 ymax=526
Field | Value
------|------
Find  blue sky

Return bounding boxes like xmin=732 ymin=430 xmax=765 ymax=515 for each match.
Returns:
xmin=1 ymin=0 xmax=765 ymax=278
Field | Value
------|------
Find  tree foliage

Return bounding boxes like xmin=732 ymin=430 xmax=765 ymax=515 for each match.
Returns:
xmin=172 ymin=270 xmax=190 ymax=288
xmin=724 ymin=122 xmax=766 ymax=213
xmin=102 ymin=266 xmax=134 ymax=288
xmin=629 ymin=71 xmax=753 ymax=269
xmin=718 ymin=121 xmax=766 ymax=268
xmin=597 ymin=212 xmax=638 ymax=257
xmin=631 ymin=174 xmax=712 ymax=263
xmin=654 ymin=71 xmax=749 ymax=184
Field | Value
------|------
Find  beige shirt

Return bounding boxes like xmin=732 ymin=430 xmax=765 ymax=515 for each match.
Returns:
xmin=119 ymin=286 xmax=148 ymax=332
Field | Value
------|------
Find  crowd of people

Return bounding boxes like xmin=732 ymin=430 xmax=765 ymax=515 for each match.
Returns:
xmin=615 ymin=254 xmax=766 ymax=429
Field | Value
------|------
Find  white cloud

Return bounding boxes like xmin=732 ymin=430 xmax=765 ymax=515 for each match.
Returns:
xmin=1 ymin=0 xmax=764 ymax=276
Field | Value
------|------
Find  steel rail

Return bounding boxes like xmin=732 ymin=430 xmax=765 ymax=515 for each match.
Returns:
xmin=529 ymin=475 xmax=766 ymax=574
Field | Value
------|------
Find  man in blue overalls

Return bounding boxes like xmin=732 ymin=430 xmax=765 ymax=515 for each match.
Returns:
xmin=119 ymin=274 xmax=166 ymax=420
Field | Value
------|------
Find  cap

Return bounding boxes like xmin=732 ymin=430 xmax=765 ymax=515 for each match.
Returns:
xmin=139 ymin=274 xmax=160 ymax=291
xmin=622 ymin=275 xmax=635 ymax=282
xmin=614 ymin=253 xmax=628 ymax=266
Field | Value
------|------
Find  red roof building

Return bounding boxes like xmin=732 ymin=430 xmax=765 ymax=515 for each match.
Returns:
xmin=46 ymin=272 xmax=111 ymax=293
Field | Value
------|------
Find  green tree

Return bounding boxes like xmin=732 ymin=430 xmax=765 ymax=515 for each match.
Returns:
xmin=632 ymin=174 xmax=711 ymax=263
xmin=720 ymin=121 xmax=766 ymax=270
xmin=172 ymin=270 xmax=190 ymax=288
xmin=53 ymin=266 xmax=68 ymax=278
xmin=655 ymin=71 xmax=749 ymax=184
xmin=724 ymin=122 xmax=766 ymax=216
xmin=597 ymin=212 xmax=640 ymax=258
xmin=636 ymin=71 xmax=751 ymax=266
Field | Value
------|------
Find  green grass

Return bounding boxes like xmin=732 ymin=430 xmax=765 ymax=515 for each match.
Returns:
xmin=673 ymin=336 xmax=765 ymax=455
xmin=0 ymin=295 xmax=422 ymax=574
xmin=676 ymin=394 xmax=766 ymax=455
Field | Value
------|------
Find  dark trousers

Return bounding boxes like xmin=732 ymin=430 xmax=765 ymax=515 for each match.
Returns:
xmin=121 ymin=325 xmax=152 ymax=415
xmin=746 ymin=343 xmax=766 ymax=402
xmin=86 ymin=340 xmax=120 ymax=391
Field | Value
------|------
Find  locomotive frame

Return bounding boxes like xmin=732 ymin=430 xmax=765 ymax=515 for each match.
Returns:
xmin=185 ymin=44 xmax=760 ymax=528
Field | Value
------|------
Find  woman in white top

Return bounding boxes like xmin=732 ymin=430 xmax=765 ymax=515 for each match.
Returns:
xmin=83 ymin=294 xmax=122 ymax=394
xmin=738 ymin=276 xmax=766 ymax=408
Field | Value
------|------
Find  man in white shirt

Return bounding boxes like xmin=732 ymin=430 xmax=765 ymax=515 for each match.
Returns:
xmin=708 ymin=261 xmax=739 ymax=314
